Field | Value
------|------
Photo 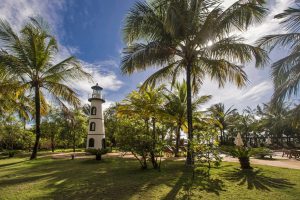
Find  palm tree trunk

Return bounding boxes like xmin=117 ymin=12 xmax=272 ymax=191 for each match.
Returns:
xmin=30 ymin=84 xmax=41 ymax=160
xmin=51 ymin=133 xmax=55 ymax=153
xmin=150 ymin=117 xmax=158 ymax=169
xmin=221 ymin=129 xmax=224 ymax=144
xmin=186 ymin=63 xmax=194 ymax=166
xmin=175 ymin=123 xmax=181 ymax=157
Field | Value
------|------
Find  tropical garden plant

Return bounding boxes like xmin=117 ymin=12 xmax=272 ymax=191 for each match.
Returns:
xmin=122 ymin=0 xmax=268 ymax=165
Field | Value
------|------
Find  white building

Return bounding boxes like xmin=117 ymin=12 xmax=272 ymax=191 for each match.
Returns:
xmin=86 ymin=83 xmax=106 ymax=149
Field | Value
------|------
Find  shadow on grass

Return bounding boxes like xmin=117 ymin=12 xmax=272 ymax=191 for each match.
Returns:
xmin=222 ymin=168 xmax=295 ymax=191
xmin=163 ymin=167 xmax=225 ymax=200
xmin=0 ymin=157 xmax=192 ymax=199
xmin=0 ymin=159 xmax=28 ymax=168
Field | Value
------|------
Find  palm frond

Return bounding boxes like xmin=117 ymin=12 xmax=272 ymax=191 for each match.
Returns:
xmin=197 ymin=57 xmax=248 ymax=88
xmin=256 ymin=33 xmax=300 ymax=51
xmin=121 ymin=41 xmax=176 ymax=74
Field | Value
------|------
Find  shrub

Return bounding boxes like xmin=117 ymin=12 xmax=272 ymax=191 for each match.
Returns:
xmin=252 ymin=147 xmax=273 ymax=159
xmin=5 ymin=150 xmax=20 ymax=158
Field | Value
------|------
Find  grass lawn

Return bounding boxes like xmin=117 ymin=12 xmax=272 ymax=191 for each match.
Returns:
xmin=0 ymin=155 xmax=299 ymax=200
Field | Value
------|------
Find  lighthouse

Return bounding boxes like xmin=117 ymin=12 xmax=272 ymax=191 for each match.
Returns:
xmin=86 ymin=83 xmax=105 ymax=149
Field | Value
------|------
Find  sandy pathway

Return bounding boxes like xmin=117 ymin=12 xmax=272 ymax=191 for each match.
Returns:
xmin=51 ymin=151 xmax=300 ymax=170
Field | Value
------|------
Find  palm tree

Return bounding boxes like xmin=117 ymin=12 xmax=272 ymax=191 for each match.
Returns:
xmin=208 ymin=103 xmax=237 ymax=144
xmin=122 ymin=0 xmax=268 ymax=165
xmin=257 ymin=2 xmax=300 ymax=103
xmin=164 ymin=82 xmax=211 ymax=156
xmin=0 ymin=17 xmax=90 ymax=159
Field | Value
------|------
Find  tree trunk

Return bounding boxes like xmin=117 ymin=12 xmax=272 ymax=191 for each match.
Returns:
xmin=51 ymin=138 xmax=55 ymax=152
xmin=31 ymin=84 xmax=41 ymax=160
xmin=238 ymin=157 xmax=252 ymax=169
xmin=186 ymin=63 xmax=194 ymax=166
xmin=73 ymin=130 xmax=76 ymax=154
xmin=175 ymin=123 xmax=181 ymax=157
xmin=51 ymin=132 xmax=55 ymax=152
xmin=150 ymin=117 xmax=158 ymax=169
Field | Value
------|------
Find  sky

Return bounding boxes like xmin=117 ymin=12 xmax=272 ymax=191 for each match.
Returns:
xmin=0 ymin=0 xmax=297 ymax=111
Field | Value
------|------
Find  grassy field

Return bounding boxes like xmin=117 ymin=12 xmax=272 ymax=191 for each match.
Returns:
xmin=0 ymin=154 xmax=299 ymax=200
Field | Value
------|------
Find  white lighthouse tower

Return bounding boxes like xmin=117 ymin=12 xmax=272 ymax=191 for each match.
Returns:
xmin=86 ymin=83 xmax=105 ymax=149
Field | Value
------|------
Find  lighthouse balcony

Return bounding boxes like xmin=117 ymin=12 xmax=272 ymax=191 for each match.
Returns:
xmin=88 ymin=94 xmax=105 ymax=102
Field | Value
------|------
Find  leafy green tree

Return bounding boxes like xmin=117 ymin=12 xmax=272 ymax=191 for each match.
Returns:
xmin=0 ymin=115 xmax=34 ymax=151
xmin=61 ymin=109 xmax=88 ymax=155
xmin=256 ymin=102 xmax=297 ymax=146
xmin=122 ymin=0 xmax=268 ymax=165
xmin=257 ymin=3 xmax=300 ymax=103
xmin=117 ymin=86 xmax=165 ymax=169
xmin=40 ymin=109 xmax=62 ymax=152
xmin=115 ymin=117 xmax=153 ymax=169
xmin=104 ymin=105 xmax=118 ymax=148
xmin=163 ymin=82 xmax=211 ymax=156
xmin=193 ymin=115 xmax=222 ymax=176
xmin=0 ymin=17 xmax=90 ymax=159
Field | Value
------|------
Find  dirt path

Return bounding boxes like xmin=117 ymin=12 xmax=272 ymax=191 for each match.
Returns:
xmin=222 ymin=155 xmax=300 ymax=170
xmin=51 ymin=151 xmax=300 ymax=170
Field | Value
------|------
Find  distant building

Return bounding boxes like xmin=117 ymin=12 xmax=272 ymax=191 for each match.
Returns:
xmin=86 ymin=83 xmax=105 ymax=149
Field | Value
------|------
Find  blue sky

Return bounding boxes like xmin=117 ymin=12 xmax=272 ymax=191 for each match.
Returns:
xmin=0 ymin=0 xmax=297 ymax=111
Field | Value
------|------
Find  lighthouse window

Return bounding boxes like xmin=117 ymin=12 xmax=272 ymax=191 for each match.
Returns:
xmin=91 ymin=107 xmax=97 ymax=115
xmin=88 ymin=138 xmax=95 ymax=147
xmin=90 ymin=122 xmax=96 ymax=131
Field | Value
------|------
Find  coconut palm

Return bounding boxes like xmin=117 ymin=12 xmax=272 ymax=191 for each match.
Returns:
xmin=122 ymin=0 xmax=268 ymax=165
xmin=257 ymin=2 xmax=300 ymax=103
xmin=208 ymin=103 xmax=237 ymax=144
xmin=0 ymin=17 xmax=90 ymax=159
xmin=164 ymin=82 xmax=211 ymax=156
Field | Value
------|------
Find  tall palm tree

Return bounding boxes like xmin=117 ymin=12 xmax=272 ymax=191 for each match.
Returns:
xmin=0 ymin=17 xmax=90 ymax=159
xmin=121 ymin=0 xmax=268 ymax=165
xmin=208 ymin=103 xmax=237 ymax=144
xmin=257 ymin=2 xmax=300 ymax=103
xmin=164 ymin=82 xmax=211 ymax=156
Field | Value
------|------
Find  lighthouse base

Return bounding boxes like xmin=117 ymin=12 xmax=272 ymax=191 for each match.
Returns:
xmin=86 ymin=134 xmax=105 ymax=149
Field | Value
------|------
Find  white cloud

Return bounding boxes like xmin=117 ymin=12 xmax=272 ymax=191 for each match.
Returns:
xmin=72 ymin=60 xmax=123 ymax=101
xmin=0 ymin=0 xmax=65 ymax=32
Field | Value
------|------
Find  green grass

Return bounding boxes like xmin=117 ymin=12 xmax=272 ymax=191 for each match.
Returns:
xmin=0 ymin=155 xmax=299 ymax=200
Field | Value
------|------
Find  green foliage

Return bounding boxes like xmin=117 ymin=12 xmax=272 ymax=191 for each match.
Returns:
xmin=193 ymin=121 xmax=222 ymax=176
xmin=115 ymin=118 xmax=154 ymax=169
xmin=230 ymin=147 xmax=253 ymax=158
xmin=251 ymin=147 xmax=273 ymax=158
xmin=0 ymin=115 xmax=35 ymax=151
xmin=4 ymin=149 xmax=21 ymax=158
